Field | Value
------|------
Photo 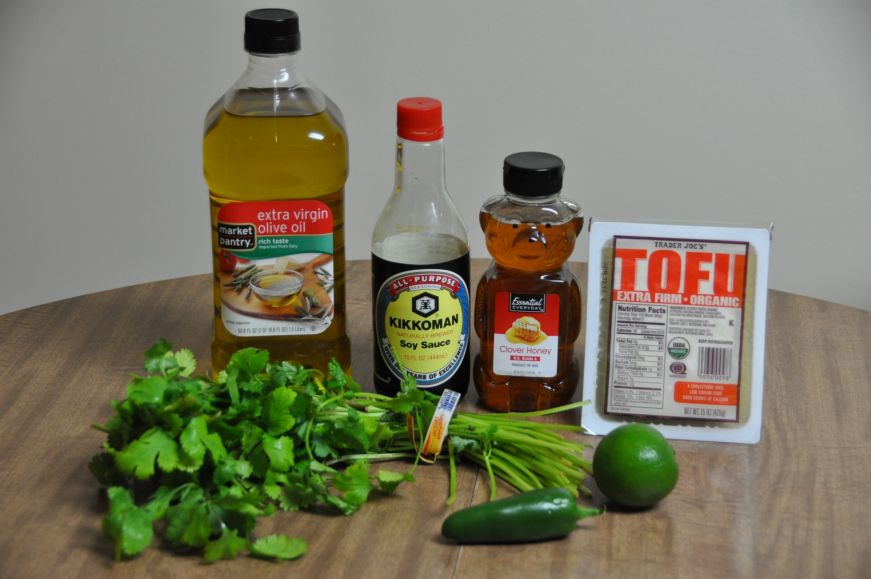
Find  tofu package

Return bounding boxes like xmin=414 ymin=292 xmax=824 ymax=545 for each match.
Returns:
xmin=581 ymin=220 xmax=772 ymax=444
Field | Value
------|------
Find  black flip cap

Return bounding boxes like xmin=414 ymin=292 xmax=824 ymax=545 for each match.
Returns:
xmin=503 ymin=152 xmax=565 ymax=197
xmin=245 ymin=9 xmax=301 ymax=54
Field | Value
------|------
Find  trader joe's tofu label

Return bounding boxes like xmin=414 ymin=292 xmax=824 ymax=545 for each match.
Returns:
xmin=605 ymin=236 xmax=748 ymax=421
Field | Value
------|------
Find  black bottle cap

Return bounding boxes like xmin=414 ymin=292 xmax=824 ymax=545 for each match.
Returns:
xmin=503 ymin=152 xmax=565 ymax=197
xmin=244 ymin=9 xmax=301 ymax=54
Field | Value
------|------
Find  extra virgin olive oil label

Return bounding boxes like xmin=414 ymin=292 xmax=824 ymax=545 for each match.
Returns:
xmin=215 ymin=200 xmax=336 ymax=337
xmin=492 ymin=292 xmax=561 ymax=378
xmin=373 ymin=254 xmax=470 ymax=389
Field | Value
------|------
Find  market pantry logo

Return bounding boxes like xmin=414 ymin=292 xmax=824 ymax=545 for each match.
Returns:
xmin=509 ymin=293 xmax=546 ymax=313
xmin=217 ymin=222 xmax=256 ymax=250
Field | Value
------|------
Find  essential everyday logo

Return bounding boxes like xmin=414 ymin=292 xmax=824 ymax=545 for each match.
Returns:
xmin=509 ymin=293 xmax=546 ymax=313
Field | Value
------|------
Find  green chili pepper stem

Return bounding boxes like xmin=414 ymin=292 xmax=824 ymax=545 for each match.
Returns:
xmin=572 ymin=506 xmax=602 ymax=520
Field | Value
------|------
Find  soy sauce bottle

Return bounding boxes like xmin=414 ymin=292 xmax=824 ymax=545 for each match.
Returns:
xmin=371 ymin=98 xmax=471 ymax=397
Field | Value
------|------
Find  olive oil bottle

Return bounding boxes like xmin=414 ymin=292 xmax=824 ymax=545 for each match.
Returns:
xmin=203 ymin=9 xmax=349 ymax=372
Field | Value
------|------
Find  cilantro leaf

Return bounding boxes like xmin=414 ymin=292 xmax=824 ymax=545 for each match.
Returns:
xmin=89 ymin=452 xmax=125 ymax=487
xmin=262 ymin=470 xmax=289 ymax=501
xmin=213 ymin=458 xmax=253 ymax=486
xmin=179 ymin=416 xmax=227 ymax=471
xmin=204 ymin=527 xmax=247 ymax=563
xmin=311 ymin=430 xmax=335 ymax=459
xmin=144 ymin=339 xmax=173 ymax=373
xmin=333 ymin=461 xmax=372 ymax=509
xmin=127 ymin=376 xmax=169 ymax=407
xmin=178 ymin=416 xmax=207 ymax=470
xmin=111 ymin=428 xmax=179 ymax=479
xmin=249 ymin=534 xmax=308 ymax=561
xmin=279 ymin=466 xmax=326 ymax=511
xmin=102 ymin=487 xmax=154 ymax=560
xmin=228 ymin=347 xmax=270 ymax=375
xmin=144 ymin=485 xmax=179 ymax=520
xmin=376 ymin=469 xmax=414 ymax=494
xmin=326 ymin=359 xmax=361 ymax=393
xmin=174 ymin=348 xmax=197 ymax=377
xmin=449 ymin=435 xmax=480 ymax=453
xmin=262 ymin=434 xmax=295 ymax=472
xmin=165 ymin=491 xmax=214 ymax=548
xmin=263 ymin=387 xmax=296 ymax=435
xmin=268 ymin=361 xmax=304 ymax=387
xmin=224 ymin=367 xmax=240 ymax=406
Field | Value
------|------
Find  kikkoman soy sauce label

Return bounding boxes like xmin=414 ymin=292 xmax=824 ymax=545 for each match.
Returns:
xmin=605 ymin=236 xmax=749 ymax=422
xmin=375 ymin=270 xmax=470 ymax=388
xmin=216 ymin=200 xmax=336 ymax=337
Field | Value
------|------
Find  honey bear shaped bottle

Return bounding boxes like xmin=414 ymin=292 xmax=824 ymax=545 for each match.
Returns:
xmin=473 ymin=152 xmax=583 ymax=411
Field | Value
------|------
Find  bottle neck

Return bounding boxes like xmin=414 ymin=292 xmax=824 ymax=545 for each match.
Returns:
xmin=395 ymin=137 xmax=447 ymax=196
xmin=505 ymin=192 xmax=562 ymax=205
xmin=242 ymin=51 xmax=303 ymax=88
xmin=225 ymin=51 xmax=325 ymax=116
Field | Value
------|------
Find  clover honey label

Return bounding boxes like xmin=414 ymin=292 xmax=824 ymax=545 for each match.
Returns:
xmin=492 ymin=292 xmax=560 ymax=378
xmin=374 ymin=269 xmax=470 ymax=388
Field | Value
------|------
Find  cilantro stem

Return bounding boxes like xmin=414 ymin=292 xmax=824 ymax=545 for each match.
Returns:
xmin=481 ymin=444 xmax=498 ymax=500
xmin=324 ymin=452 xmax=418 ymax=466
xmin=459 ymin=450 xmax=533 ymax=494
xmin=484 ymin=400 xmax=588 ymax=418
xmin=446 ymin=440 xmax=457 ymax=506
xmin=489 ymin=447 xmax=543 ymax=490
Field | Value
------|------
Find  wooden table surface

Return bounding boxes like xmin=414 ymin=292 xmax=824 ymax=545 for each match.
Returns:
xmin=1 ymin=260 xmax=869 ymax=578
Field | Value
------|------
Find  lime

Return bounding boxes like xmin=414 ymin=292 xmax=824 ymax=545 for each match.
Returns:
xmin=592 ymin=423 xmax=679 ymax=508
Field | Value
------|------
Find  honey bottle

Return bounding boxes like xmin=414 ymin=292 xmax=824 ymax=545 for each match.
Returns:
xmin=474 ymin=152 xmax=583 ymax=411
xmin=203 ymin=9 xmax=350 ymax=372
xmin=371 ymin=97 xmax=471 ymax=397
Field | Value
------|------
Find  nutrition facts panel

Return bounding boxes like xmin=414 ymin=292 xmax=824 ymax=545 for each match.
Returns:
xmin=609 ymin=305 xmax=668 ymax=409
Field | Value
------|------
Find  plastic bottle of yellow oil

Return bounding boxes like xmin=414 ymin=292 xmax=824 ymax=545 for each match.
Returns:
xmin=203 ymin=9 xmax=349 ymax=372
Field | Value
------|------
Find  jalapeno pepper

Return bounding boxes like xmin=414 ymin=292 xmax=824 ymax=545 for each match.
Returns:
xmin=441 ymin=488 xmax=600 ymax=544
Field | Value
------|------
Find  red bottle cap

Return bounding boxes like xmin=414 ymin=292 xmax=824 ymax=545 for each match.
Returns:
xmin=397 ymin=97 xmax=444 ymax=142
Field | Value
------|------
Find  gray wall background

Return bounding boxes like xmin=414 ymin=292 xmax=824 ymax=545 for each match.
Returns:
xmin=1 ymin=0 xmax=869 ymax=315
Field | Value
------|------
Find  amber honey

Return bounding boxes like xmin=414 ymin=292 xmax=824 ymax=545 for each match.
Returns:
xmin=473 ymin=152 xmax=583 ymax=412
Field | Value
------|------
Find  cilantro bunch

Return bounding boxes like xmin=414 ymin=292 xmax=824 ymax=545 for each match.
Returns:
xmin=91 ymin=341 xmax=593 ymax=563
xmin=90 ymin=341 xmax=414 ymax=562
